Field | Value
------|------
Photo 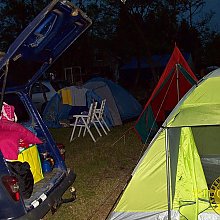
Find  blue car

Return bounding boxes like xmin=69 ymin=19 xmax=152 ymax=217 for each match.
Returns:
xmin=0 ymin=1 xmax=92 ymax=219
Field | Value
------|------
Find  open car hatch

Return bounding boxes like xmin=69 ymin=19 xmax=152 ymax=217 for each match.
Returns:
xmin=0 ymin=0 xmax=92 ymax=90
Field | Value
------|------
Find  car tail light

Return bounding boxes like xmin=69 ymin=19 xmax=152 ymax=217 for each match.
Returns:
xmin=57 ymin=143 xmax=65 ymax=160
xmin=2 ymin=176 xmax=20 ymax=201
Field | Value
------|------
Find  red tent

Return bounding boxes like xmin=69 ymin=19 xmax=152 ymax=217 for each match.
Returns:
xmin=134 ymin=46 xmax=198 ymax=143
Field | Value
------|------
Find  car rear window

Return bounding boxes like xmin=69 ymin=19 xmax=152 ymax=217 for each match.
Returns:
xmin=31 ymin=83 xmax=50 ymax=94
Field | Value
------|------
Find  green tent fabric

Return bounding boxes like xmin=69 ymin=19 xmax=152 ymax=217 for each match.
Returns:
xmin=168 ymin=75 xmax=220 ymax=127
xmin=114 ymin=130 xmax=167 ymax=214
xmin=173 ymin=127 xmax=209 ymax=219
xmin=108 ymin=68 xmax=220 ymax=220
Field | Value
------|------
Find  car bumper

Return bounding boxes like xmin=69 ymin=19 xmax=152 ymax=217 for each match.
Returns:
xmin=16 ymin=169 xmax=76 ymax=220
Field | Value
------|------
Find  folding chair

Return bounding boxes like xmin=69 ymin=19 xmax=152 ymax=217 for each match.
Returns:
xmin=69 ymin=102 xmax=102 ymax=142
xmin=93 ymin=99 xmax=110 ymax=135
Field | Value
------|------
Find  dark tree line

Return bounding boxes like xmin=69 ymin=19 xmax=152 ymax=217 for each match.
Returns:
xmin=0 ymin=0 xmax=219 ymax=84
xmin=0 ymin=0 xmax=51 ymax=50
xmin=84 ymin=0 xmax=219 ymax=80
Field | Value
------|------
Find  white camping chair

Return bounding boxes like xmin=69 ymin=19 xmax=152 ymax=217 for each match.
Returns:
xmin=93 ymin=99 xmax=110 ymax=134
xmin=69 ymin=102 xmax=102 ymax=142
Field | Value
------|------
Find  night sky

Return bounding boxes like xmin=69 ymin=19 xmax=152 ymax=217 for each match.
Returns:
xmin=202 ymin=0 xmax=220 ymax=31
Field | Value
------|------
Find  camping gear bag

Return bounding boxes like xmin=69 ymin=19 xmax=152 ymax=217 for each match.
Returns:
xmin=15 ymin=145 xmax=44 ymax=184
xmin=7 ymin=161 xmax=34 ymax=199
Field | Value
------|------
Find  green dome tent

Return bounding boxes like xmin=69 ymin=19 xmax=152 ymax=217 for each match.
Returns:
xmin=108 ymin=68 xmax=220 ymax=220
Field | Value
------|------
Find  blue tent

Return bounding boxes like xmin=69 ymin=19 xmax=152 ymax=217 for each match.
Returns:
xmin=84 ymin=77 xmax=142 ymax=125
xmin=119 ymin=53 xmax=195 ymax=87
xmin=42 ymin=93 xmax=71 ymax=128
xmin=120 ymin=53 xmax=192 ymax=70
xmin=42 ymin=87 xmax=113 ymax=128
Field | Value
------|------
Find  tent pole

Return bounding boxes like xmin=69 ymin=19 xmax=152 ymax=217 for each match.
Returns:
xmin=165 ymin=128 xmax=171 ymax=220
xmin=176 ymin=64 xmax=180 ymax=102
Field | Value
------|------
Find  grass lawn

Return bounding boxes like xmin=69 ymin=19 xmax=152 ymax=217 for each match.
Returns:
xmin=43 ymin=121 xmax=146 ymax=220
